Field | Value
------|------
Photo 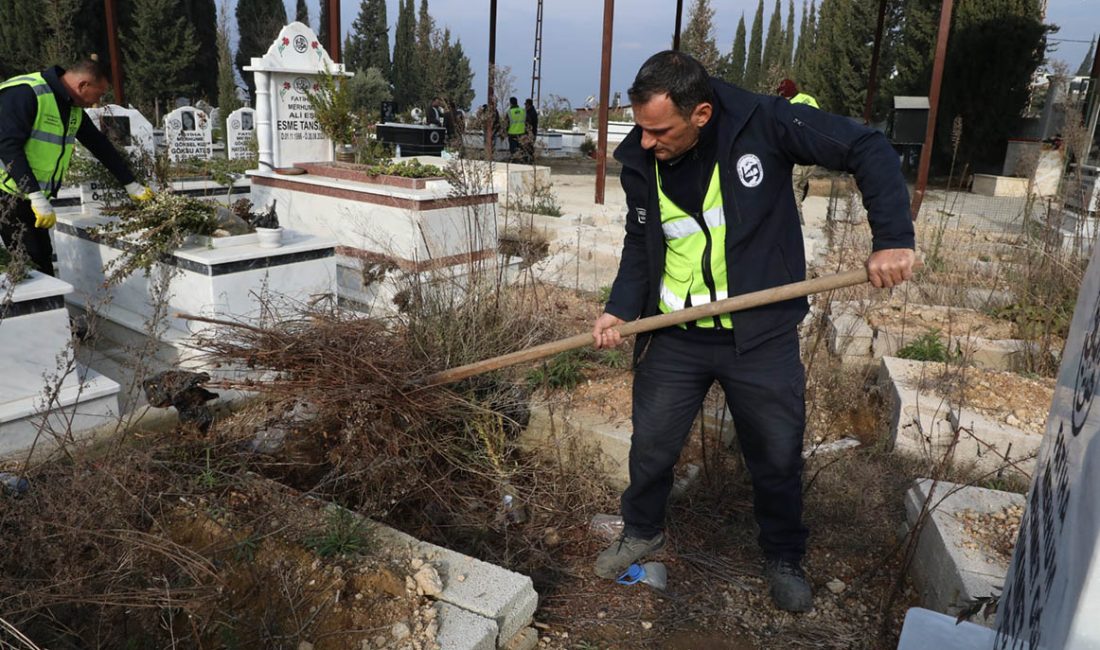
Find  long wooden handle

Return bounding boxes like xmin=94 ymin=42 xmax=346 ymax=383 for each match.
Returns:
xmin=421 ymin=267 xmax=870 ymax=386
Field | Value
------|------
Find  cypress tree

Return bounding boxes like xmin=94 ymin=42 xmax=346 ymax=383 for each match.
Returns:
xmin=1079 ymin=36 xmax=1096 ymax=77
xmin=744 ymin=0 xmax=765 ymax=91
xmin=295 ymin=0 xmax=309 ymax=24
xmin=125 ymin=0 xmax=199 ymax=117
xmin=415 ymin=0 xmax=435 ymax=106
xmin=346 ymin=0 xmax=391 ymax=80
xmin=216 ymin=1 xmax=241 ymax=137
xmin=318 ymin=0 xmax=329 ymax=54
xmin=794 ymin=0 xmax=808 ymax=79
xmin=391 ymin=0 xmax=417 ymax=110
xmin=235 ymin=0 xmax=287 ymax=101
xmin=783 ymin=0 xmax=795 ymax=72
xmin=0 ymin=0 xmax=46 ymax=79
xmin=761 ymin=0 xmax=783 ymax=87
xmin=726 ymin=14 xmax=747 ymax=85
xmin=681 ymin=0 xmax=721 ymax=73
xmin=41 ymin=0 xmax=81 ymax=68
xmin=182 ymin=0 xmax=218 ymax=102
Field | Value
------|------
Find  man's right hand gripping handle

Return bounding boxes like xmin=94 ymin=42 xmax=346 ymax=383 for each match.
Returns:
xmin=28 ymin=192 xmax=56 ymax=229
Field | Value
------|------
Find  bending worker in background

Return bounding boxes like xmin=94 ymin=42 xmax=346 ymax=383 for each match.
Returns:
xmin=0 ymin=56 xmax=152 ymax=276
xmin=591 ymin=51 xmax=915 ymax=613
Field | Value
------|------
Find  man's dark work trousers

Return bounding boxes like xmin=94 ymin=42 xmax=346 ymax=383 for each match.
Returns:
xmin=622 ymin=327 xmax=808 ymax=562
xmin=0 ymin=197 xmax=54 ymax=276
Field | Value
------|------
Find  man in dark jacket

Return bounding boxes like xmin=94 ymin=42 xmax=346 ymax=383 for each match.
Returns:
xmin=591 ymin=51 xmax=915 ymax=612
xmin=0 ymin=57 xmax=152 ymax=276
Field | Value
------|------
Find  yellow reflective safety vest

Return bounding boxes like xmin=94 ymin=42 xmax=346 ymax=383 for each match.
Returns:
xmin=0 ymin=72 xmax=81 ymax=198
xmin=656 ymin=161 xmax=731 ymax=329
xmin=791 ymin=92 xmax=819 ymax=109
xmin=507 ymin=106 xmax=526 ymax=135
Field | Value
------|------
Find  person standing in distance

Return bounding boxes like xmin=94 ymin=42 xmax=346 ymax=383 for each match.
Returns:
xmin=506 ymin=96 xmax=526 ymax=161
xmin=591 ymin=51 xmax=915 ymax=612
xmin=0 ymin=56 xmax=153 ymax=276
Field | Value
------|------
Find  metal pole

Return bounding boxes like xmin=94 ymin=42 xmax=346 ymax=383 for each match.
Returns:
xmin=104 ymin=0 xmax=125 ymax=105
xmin=910 ymin=0 xmax=954 ymax=220
xmin=595 ymin=0 xmax=615 ymax=204
xmin=486 ymin=0 xmax=497 ymax=158
xmin=862 ymin=0 xmax=888 ymax=125
xmin=673 ymin=0 xmax=684 ymax=51
xmin=327 ymin=0 xmax=341 ymax=63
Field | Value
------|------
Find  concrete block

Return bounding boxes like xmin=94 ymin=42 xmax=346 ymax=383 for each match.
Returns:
xmin=905 ymin=479 xmax=1024 ymax=623
xmin=502 ymin=626 xmax=539 ymax=650
xmin=435 ymin=602 xmax=497 ymax=650
xmin=948 ymin=408 xmax=1039 ymax=478
xmin=879 ymin=357 xmax=959 ymax=461
xmin=972 ymin=174 xmax=1029 ymax=198
xmin=521 ymin=404 xmax=633 ymax=489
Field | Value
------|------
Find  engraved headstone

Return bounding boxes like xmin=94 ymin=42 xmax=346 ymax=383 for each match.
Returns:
xmin=226 ymin=107 xmax=257 ymax=160
xmin=991 ymin=231 xmax=1100 ymax=647
xmin=84 ymin=104 xmax=155 ymax=160
xmin=243 ymin=22 xmax=351 ymax=168
xmin=163 ymin=106 xmax=213 ymax=162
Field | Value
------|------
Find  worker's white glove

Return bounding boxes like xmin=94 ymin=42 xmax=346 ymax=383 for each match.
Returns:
xmin=28 ymin=191 xmax=56 ymax=229
xmin=125 ymin=182 xmax=154 ymax=202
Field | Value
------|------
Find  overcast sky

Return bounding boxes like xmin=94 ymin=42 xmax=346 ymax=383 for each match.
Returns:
xmin=267 ymin=0 xmax=1097 ymax=109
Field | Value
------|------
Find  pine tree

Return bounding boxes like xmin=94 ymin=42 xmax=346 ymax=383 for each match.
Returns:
xmin=0 ymin=0 xmax=46 ymax=79
xmin=744 ymin=0 xmax=765 ymax=91
xmin=295 ymin=0 xmax=308 ymax=24
xmin=1078 ymin=36 xmax=1096 ymax=77
xmin=235 ymin=0 xmax=287 ymax=101
xmin=415 ymin=0 xmax=435 ymax=106
xmin=125 ymin=0 xmax=200 ymax=117
xmin=182 ymin=0 xmax=218 ymax=102
xmin=437 ymin=30 xmax=474 ymax=111
xmin=725 ymin=14 xmax=747 ymax=85
xmin=216 ymin=1 xmax=241 ymax=137
xmin=761 ymin=0 xmax=783 ymax=87
xmin=41 ymin=0 xmax=80 ymax=68
xmin=681 ymin=0 xmax=721 ymax=73
xmin=345 ymin=0 xmax=390 ymax=80
xmin=783 ymin=0 xmax=795 ymax=72
xmin=391 ymin=0 xmax=418 ymax=110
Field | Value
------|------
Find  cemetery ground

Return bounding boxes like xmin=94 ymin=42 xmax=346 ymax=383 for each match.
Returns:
xmin=0 ymin=161 xmax=1074 ymax=649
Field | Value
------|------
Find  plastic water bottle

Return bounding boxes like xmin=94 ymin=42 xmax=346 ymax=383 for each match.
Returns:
xmin=0 ymin=473 xmax=29 ymax=496
xmin=615 ymin=562 xmax=668 ymax=591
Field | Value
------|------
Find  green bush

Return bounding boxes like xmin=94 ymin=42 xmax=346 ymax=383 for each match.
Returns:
xmin=896 ymin=330 xmax=950 ymax=363
xmin=305 ymin=507 xmax=371 ymax=558
xmin=526 ymin=349 xmax=589 ymax=389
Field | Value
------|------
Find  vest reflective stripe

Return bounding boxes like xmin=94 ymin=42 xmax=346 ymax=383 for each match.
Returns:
xmin=661 ymin=204 xmax=725 ymax=240
xmin=0 ymin=72 xmax=81 ymax=198
xmin=656 ymin=162 xmax=732 ymax=329
xmin=29 ymin=129 xmax=76 ymax=146
xmin=507 ymin=106 xmax=526 ymax=135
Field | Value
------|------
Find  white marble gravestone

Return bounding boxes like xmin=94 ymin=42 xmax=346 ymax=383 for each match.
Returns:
xmin=84 ymin=104 xmax=155 ymax=159
xmin=899 ymin=208 xmax=1100 ymax=649
xmin=226 ymin=107 xmax=257 ymax=159
xmin=163 ymin=106 xmax=213 ymax=162
xmin=243 ymin=21 xmax=351 ymax=169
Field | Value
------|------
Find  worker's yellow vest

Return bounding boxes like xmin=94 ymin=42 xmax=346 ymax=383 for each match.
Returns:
xmin=791 ymin=92 xmax=819 ymax=109
xmin=656 ymin=162 xmax=731 ymax=329
xmin=0 ymin=72 xmax=81 ymax=198
xmin=507 ymin=106 xmax=526 ymax=135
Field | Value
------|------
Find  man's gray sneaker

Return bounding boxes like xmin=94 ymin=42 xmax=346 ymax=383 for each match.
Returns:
xmin=764 ymin=559 xmax=813 ymax=612
xmin=594 ymin=532 xmax=666 ymax=579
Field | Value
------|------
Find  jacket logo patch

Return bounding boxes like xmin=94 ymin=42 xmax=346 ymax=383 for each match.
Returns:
xmin=635 ymin=207 xmax=647 ymax=224
xmin=736 ymin=154 xmax=764 ymax=188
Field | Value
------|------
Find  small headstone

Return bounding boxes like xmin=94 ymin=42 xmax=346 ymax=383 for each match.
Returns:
xmin=226 ymin=107 xmax=257 ymax=159
xmin=163 ymin=106 xmax=213 ymax=162
xmin=84 ymin=104 xmax=155 ymax=159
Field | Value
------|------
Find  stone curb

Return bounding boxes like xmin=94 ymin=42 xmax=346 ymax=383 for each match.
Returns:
xmin=904 ymin=478 xmax=1024 ymax=624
